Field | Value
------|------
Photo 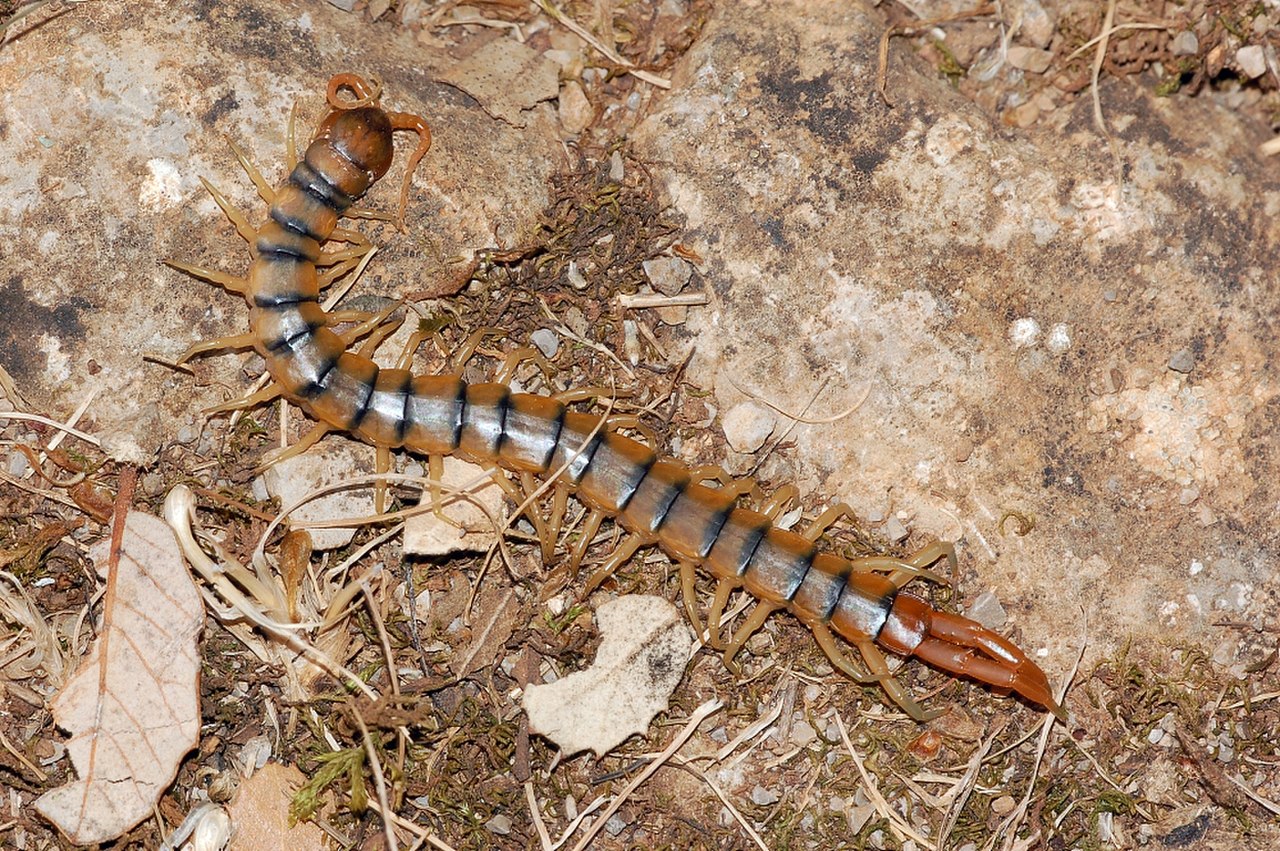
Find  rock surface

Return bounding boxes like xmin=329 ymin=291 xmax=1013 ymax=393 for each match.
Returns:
xmin=631 ymin=0 xmax=1280 ymax=680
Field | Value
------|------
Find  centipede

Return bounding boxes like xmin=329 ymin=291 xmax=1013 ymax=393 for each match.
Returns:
xmin=169 ymin=73 xmax=1066 ymax=723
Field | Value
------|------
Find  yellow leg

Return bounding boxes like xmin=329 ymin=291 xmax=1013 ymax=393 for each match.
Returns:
xmin=163 ymin=259 xmax=249 ymax=295
xmin=519 ymin=471 xmax=556 ymax=564
xmin=203 ymin=382 xmax=282 ymax=416
xmin=199 ymin=177 xmax=258 ymax=251
xmin=854 ymin=639 xmax=942 ymax=722
xmin=229 ymin=139 xmax=275 ymax=205
xmin=720 ymin=601 xmax=780 ymax=675
xmin=705 ymin=578 xmax=738 ymax=651
xmin=584 ymin=533 xmax=648 ymax=594
xmin=374 ymin=445 xmax=391 ymax=515
xmin=677 ymin=560 xmax=708 ymax=641
xmin=566 ymin=507 xmax=606 ymax=574
xmin=178 ymin=331 xmax=259 ymax=364
xmin=256 ymin=422 xmax=329 ymax=472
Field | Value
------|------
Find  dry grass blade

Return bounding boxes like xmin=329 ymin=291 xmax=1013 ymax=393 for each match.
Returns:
xmin=835 ymin=711 xmax=934 ymax=848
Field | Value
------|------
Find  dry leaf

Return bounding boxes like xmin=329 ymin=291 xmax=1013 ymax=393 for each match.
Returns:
xmin=35 ymin=511 xmax=203 ymax=845
xmin=437 ymin=37 xmax=559 ymax=127
xmin=227 ymin=763 xmax=327 ymax=851
xmin=523 ymin=595 xmax=692 ymax=757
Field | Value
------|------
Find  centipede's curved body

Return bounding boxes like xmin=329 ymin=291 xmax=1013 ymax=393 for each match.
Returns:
xmin=180 ymin=75 xmax=1065 ymax=722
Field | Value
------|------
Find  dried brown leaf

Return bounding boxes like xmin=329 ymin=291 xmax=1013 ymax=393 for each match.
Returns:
xmin=35 ymin=511 xmax=203 ymax=845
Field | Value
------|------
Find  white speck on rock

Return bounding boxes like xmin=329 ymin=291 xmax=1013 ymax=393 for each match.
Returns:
xmin=722 ymin=401 xmax=776 ymax=453
xmin=138 ymin=159 xmax=183 ymax=211
xmin=1009 ymin=317 xmax=1040 ymax=348
xmin=1046 ymin=323 xmax=1071 ymax=354
xmin=1190 ymin=559 xmax=1204 ymax=575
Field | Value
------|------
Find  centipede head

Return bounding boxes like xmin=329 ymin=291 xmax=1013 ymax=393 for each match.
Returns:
xmin=315 ymin=105 xmax=396 ymax=182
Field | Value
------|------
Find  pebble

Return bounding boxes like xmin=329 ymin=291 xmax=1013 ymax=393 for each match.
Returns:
xmin=790 ymin=719 xmax=818 ymax=747
xmin=1167 ymin=348 xmax=1195 ymax=374
xmin=604 ymin=814 xmax=628 ymax=836
xmin=559 ymin=80 xmax=594 ymax=134
xmin=609 ymin=150 xmax=625 ymax=182
xmin=883 ymin=515 xmax=908 ymax=543
xmin=485 ymin=814 xmax=512 ymax=835
xmin=642 ymin=256 xmax=693 ymax=295
xmin=967 ymin=590 xmax=1008 ymax=630
xmin=566 ymin=260 xmax=588 ymax=290
xmin=1236 ymin=45 xmax=1267 ymax=79
xmin=750 ymin=785 xmax=779 ymax=806
xmin=1012 ymin=0 xmax=1055 ymax=48
xmin=991 ymin=795 xmax=1017 ymax=815
xmin=1007 ymin=46 xmax=1053 ymax=74
xmin=722 ymin=401 xmax=776 ymax=453
xmin=530 ymin=328 xmax=560 ymax=358
xmin=1171 ymin=31 xmax=1198 ymax=56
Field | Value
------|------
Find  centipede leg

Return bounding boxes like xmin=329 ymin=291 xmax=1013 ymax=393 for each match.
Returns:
xmin=257 ymin=422 xmax=330 ymax=472
xmin=677 ymin=560 xmax=708 ymax=641
xmin=203 ymin=382 xmax=282 ymax=415
xmin=545 ymin=481 xmax=571 ymax=558
xmin=519 ymin=471 xmax=556 ymax=563
xmin=566 ymin=507 xmax=607 ymax=574
xmin=177 ymin=331 xmax=261 ymax=364
xmin=847 ymin=540 xmax=954 ymax=588
xmin=756 ymin=484 xmax=800 ymax=521
xmin=198 ymin=177 xmax=259 ymax=252
xmin=424 ymin=454 xmax=455 ymax=526
xmin=584 ymin=533 xmax=648 ymax=594
xmin=554 ymin=386 xmax=636 ymax=405
xmin=720 ymin=601 xmax=781 ymax=675
xmin=800 ymin=500 xmax=859 ymax=542
xmin=809 ymin=623 xmax=887 ymax=685
xmin=704 ymin=578 xmax=739 ymax=651
xmin=494 ymin=345 xmax=554 ymax=386
xmin=164 ymin=259 xmax=250 ymax=295
xmin=853 ymin=638 xmax=942 ymax=722
xmin=604 ymin=414 xmax=657 ymax=451
xmin=229 ymin=139 xmax=275 ymax=205
xmin=374 ymin=445 xmax=391 ymax=515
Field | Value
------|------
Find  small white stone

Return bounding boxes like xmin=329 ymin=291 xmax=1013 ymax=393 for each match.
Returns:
xmin=642 ymin=255 xmax=693 ymax=295
xmin=883 ymin=515 xmax=908 ymax=543
xmin=1011 ymin=0 xmax=1055 ymax=48
xmin=1190 ymin=559 xmax=1204 ymax=575
xmin=566 ymin=260 xmax=588 ymax=290
xmin=790 ymin=719 xmax=818 ymax=747
xmin=1236 ymin=45 xmax=1267 ymax=79
xmin=750 ymin=785 xmax=779 ymax=806
xmin=1046 ymin=322 xmax=1071 ymax=353
xmin=609 ymin=150 xmax=625 ymax=182
xmin=967 ymin=590 xmax=1008 ymax=630
xmin=530 ymin=327 xmax=560 ymax=358
xmin=485 ymin=814 xmax=512 ymax=835
xmin=1148 ymin=727 xmax=1164 ymax=745
xmin=1009 ymin=317 xmax=1041 ymax=348
xmin=1171 ymin=31 xmax=1198 ymax=56
xmin=1007 ymin=46 xmax=1053 ymax=74
xmin=722 ymin=401 xmax=776 ymax=453
xmin=558 ymin=80 xmax=594 ymax=135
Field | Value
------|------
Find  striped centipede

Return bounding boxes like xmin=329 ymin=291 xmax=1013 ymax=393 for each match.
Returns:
xmin=170 ymin=73 xmax=1066 ymax=723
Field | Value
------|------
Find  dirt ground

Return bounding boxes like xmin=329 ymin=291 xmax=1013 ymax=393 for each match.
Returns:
xmin=2 ymin=0 xmax=1280 ymax=849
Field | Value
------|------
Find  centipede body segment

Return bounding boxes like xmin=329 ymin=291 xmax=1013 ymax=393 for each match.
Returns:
xmin=171 ymin=73 xmax=1066 ymax=723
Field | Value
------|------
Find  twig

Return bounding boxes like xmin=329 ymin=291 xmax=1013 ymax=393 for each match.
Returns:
xmin=534 ymin=0 xmax=670 ymax=89
xmin=568 ymin=700 xmax=722 ymax=851
xmin=835 ymin=711 xmax=934 ymax=848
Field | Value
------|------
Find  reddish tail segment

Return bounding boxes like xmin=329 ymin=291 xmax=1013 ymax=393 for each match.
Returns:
xmin=175 ymin=74 xmax=1066 ymax=723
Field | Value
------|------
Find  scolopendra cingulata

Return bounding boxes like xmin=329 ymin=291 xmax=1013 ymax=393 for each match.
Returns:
xmin=167 ymin=73 xmax=1066 ymax=723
